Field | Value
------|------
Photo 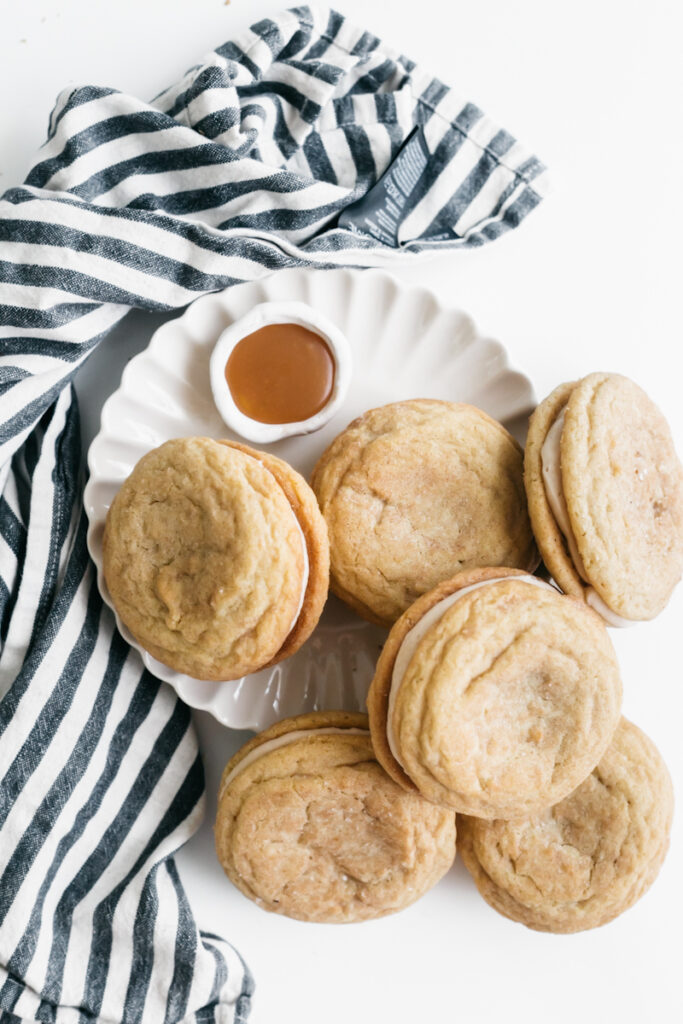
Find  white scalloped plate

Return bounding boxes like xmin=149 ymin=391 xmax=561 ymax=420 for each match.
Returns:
xmin=85 ymin=268 xmax=535 ymax=730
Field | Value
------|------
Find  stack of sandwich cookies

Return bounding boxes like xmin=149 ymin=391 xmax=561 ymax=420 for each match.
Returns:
xmin=103 ymin=436 xmax=328 ymax=681
xmin=99 ymin=357 xmax=677 ymax=929
xmin=311 ymin=399 xmax=538 ymax=626
xmin=458 ymin=718 xmax=674 ymax=933
xmin=215 ymin=712 xmax=457 ymax=923
xmin=525 ymin=372 xmax=683 ymax=623
xmin=367 ymin=567 xmax=622 ymax=818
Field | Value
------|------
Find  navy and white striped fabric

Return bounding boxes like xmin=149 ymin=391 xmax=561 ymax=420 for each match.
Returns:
xmin=0 ymin=5 xmax=546 ymax=1021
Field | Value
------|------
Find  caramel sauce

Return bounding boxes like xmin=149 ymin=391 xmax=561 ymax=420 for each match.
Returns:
xmin=225 ymin=323 xmax=335 ymax=424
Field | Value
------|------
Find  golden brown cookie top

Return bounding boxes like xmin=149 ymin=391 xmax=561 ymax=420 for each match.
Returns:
xmin=215 ymin=711 xmax=456 ymax=923
xmin=369 ymin=571 xmax=622 ymax=818
xmin=218 ymin=709 xmax=369 ymax=803
xmin=311 ymin=399 xmax=538 ymax=626
xmin=368 ymin=566 xmax=532 ymax=794
xmin=562 ymin=373 xmax=683 ymax=619
xmin=458 ymin=718 xmax=674 ymax=933
xmin=526 ymin=373 xmax=683 ymax=620
xmin=103 ymin=436 xmax=306 ymax=680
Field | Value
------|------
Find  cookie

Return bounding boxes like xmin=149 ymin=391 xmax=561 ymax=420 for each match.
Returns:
xmin=215 ymin=711 xmax=456 ymax=923
xmin=218 ymin=441 xmax=329 ymax=664
xmin=103 ymin=436 xmax=328 ymax=680
xmin=458 ymin=718 xmax=674 ymax=933
xmin=525 ymin=373 xmax=683 ymax=623
xmin=367 ymin=567 xmax=622 ymax=818
xmin=311 ymin=399 xmax=538 ymax=626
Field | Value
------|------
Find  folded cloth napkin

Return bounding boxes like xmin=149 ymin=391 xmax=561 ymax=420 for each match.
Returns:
xmin=0 ymin=5 xmax=547 ymax=1021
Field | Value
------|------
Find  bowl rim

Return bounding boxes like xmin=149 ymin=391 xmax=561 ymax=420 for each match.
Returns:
xmin=208 ymin=299 xmax=353 ymax=443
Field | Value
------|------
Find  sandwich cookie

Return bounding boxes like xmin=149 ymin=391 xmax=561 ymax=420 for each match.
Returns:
xmin=311 ymin=399 xmax=538 ymax=627
xmin=215 ymin=712 xmax=457 ymax=923
xmin=367 ymin=567 xmax=622 ymax=818
xmin=525 ymin=372 xmax=683 ymax=623
xmin=103 ymin=436 xmax=328 ymax=681
xmin=458 ymin=718 xmax=674 ymax=933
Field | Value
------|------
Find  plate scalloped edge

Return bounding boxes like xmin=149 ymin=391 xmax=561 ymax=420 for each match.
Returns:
xmin=84 ymin=267 xmax=536 ymax=731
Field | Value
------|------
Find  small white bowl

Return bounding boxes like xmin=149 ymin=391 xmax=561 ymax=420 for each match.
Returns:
xmin=209 ymin=300 xmax=352 ymax=443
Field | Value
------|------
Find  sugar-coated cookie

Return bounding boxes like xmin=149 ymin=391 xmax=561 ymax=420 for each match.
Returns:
xmin=103 ymin=436 xmax=328 ymax=680
xmin=311 ymin=399 xmax=538 ymax=626
xmin=525 ymin=372 xmax=683 ymax=623
xmin=215 ymin=712 xmax=456 ymax=923
xmin=367 ymin=567 xmax=622 ymax=818
xmin=458 ymin=718 xmax=673 ymax=932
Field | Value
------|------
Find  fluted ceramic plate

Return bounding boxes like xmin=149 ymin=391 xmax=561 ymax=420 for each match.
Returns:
xmin=85 ymin=268 xmax=535 ymax=730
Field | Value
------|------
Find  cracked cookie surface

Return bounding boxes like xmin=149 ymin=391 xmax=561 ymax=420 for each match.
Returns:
xmin=458 ymin=718 xmax=674 ymax=932
xmin=368 ymin=571 xmax=622 ymax=818
xmin=103 ymin=436 xmax=305 ymax=680
xmin=215 ymin=711 xmax=456 ymax=923
xmin=311 ymin=399 xmax=538 ymax=626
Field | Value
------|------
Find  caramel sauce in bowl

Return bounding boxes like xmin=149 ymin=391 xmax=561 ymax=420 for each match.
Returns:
xmin=210 ymin=301 xmax=352 ymax=443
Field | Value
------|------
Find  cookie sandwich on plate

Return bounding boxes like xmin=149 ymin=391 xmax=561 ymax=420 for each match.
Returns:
xmin=103 ymin=436 xmax=328 ymax=680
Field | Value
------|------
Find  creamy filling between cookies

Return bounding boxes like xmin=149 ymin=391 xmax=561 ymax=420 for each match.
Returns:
xmin=385 ymin=575 xmax=555 ymax=772
xmin=287 ymin=512 xmax=310 ymax=634
xmin=540 ymin=408 xmax=633 ymax=628
xmin=219 ymin=727 xmax=370 ymax=801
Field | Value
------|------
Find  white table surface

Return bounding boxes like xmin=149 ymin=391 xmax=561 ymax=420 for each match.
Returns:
xmin=2 ymin=2 xmax=682 ymax=1022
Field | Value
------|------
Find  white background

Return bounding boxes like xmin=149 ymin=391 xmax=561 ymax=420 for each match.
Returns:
xmin=1 ymin=1 xmax=682 ymax=1022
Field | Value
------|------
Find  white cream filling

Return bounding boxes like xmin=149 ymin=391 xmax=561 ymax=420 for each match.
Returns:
xmin=219 ymin=727 xmax=370 ymax=801
xmin=386 ymin=575 xmax=555 ymax=771
xmin=584 ymin=589 xmax=634 ymax=627
xmin=287 ymin=511 xmax=309 ymax=634
xmin=540 ymin=408 xmax=633 ymax=628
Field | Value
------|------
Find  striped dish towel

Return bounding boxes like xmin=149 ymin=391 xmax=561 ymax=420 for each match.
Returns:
xmin=0 ymin=5 xmax=547 ymax=1022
